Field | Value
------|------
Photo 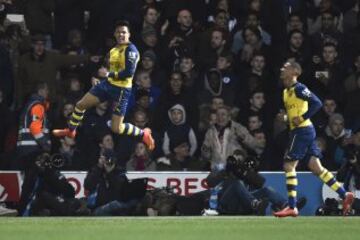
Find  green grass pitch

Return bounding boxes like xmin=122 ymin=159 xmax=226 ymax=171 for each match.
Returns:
xmin=1 ymin=217 xmax=360 ymax=240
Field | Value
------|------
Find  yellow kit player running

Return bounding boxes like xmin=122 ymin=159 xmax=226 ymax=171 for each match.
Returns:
xmin=273 ymin=61 xmax=354 ymax=217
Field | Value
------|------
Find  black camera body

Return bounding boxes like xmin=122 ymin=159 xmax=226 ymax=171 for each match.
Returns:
xmin=226 ymin=152 xmax=265 ymax=189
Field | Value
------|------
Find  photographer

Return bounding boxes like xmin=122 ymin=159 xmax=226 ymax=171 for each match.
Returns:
xmin=18 ymin=152 xmax=88 ymax=216
xmin=84 ymin=149 xmax=140 ymax=216
xmin=337 ymin=130 xmax=360 ymax=192
xmin=204 ymin=150 xmax=267 ymax=215
xmin=204 ymin=149 xmax=301 ymax=216
xmin=316 ymin=131 xmax=360 ymax=216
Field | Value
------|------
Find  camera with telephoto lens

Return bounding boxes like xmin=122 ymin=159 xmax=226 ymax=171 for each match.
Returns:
xmin=225 ymin=150 xmax=265 ymax=189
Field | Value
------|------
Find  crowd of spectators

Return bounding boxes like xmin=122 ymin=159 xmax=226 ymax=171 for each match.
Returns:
xmin=1 ymin=0 xmax=360 ymax=173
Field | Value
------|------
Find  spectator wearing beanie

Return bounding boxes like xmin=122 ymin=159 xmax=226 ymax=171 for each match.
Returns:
xmin=139 ymin=49 xmax=167 ymax=87
xmin=137 ymin=26 xmax=160 ymax=54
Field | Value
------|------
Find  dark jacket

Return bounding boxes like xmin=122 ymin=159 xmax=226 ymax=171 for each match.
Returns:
xmin=206 ymin=169 xmax=234 ymax=188
xmin=19 ymin=164 xmax=75 ymax=216
xmin=84 ymin=166 xmax=128 ymax=208
xmin=17 ymin=51 xmax=89 ymax=104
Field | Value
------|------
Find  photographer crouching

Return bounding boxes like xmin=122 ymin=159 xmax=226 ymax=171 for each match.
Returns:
xmin=204 ymin=149 xmax=304 ymax=216
xmin=337 ymin=131 xmax=360 ymax=210
xmin=18 ymin=152 xmax=89 ymax=216
xmin=84 ymin=149 xmax=144 ymax=216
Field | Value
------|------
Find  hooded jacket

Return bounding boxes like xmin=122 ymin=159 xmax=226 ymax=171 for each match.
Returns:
xmin=162 ymin=104 xmax=197 ymax=156
xmin=198 ymin=68 xmax=235 ymax=106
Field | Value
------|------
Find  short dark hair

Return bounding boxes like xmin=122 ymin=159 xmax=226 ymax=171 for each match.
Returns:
xmin=179 ymin=54 xmax=196 ymax=66
xmin=251 ymin=51 xmax=265 ymax=61
xmin=214 ymin=9 xmax=228 ymax=18
xmin=135 ymin=89 xmax=150 ymax=101
xmin=170 ymin=70 xmax=184 ymax=80
xmin=248 ymin=113 xmax=261 ymax=120
xmin=217 ymin=105 xmax=231 ymax=113
xmin=114 ymin=20 xmax=131 ymax=32
xmin=250 ymin=88 xmax=265 ymax=98
xmin=288 ymin=29 xmax=304 ymax=39
xmin=219 ymin=51 xmax=234 ymax=64
xmin=321 ymin=10 xmax=335 ymax=18
xmin=132 ymin=108 xmax=148 ymax=119
xmin=177 ymin=8 xmax=192 ymax=17
xmin=242 ymin=26 xmax=262 ymax=41
xmin=142 ymin=4 xmax=159 ymax=17
xmin=289 ymin=12 xmax=303 ymax=20
xmin=212 ymin=27 xmax=228 ymax=41
xmin=97 ymin=129 xmax=113 ymax=144
xmin=247 ymin=11 xmax=260 ymax=20
xmin=251 ymin=128 xmax=266 ymax=136
xmin=323 ymin=42 xmax=337 ymax=51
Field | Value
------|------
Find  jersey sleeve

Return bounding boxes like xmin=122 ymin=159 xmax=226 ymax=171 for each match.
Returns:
xmin=294 ymin=83 xmax=323 ymax=120
xmin=117 ymin=45 xmax=139 ymax=79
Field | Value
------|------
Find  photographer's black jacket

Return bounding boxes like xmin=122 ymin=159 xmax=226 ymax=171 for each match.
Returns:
xmin=84 ymin=166 xmax=128 ymax=208
xmin=19 ymin=166 xmax=75 ymax=215
xmin=206 ymin=170 xmax=234 ymax=188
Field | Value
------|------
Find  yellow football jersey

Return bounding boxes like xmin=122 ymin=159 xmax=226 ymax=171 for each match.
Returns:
xmin=107 ymin=43 xmax=139 ymax=88
xmin=283 ymin=83 xmax=312 ymax=130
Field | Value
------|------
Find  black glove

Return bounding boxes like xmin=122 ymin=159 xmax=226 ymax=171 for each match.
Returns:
xmin=35 ymin=135 xmax=51 ymax=152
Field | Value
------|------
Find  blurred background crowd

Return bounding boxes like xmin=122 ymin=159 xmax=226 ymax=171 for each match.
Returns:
xmin=0 ymin=0 xmax=360 ymax=173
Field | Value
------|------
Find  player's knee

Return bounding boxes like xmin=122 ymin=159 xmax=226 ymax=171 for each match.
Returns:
xmin=308 ymin=157 xmax=323 ymax=175
xmin=283 ymin=162 xmax=296 ymax=172
xmin=75 ymin=101 xmax=86 ymax=111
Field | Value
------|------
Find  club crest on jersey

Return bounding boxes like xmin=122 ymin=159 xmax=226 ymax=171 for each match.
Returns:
xmin=288 ymin=89 xmax=294 ymax=97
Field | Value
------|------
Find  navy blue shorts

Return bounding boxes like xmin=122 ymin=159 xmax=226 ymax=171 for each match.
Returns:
xmin=89 ymin=80 xmax=131 ymax=116
xmin=285 ymin=126 xmax=322 ymax=162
